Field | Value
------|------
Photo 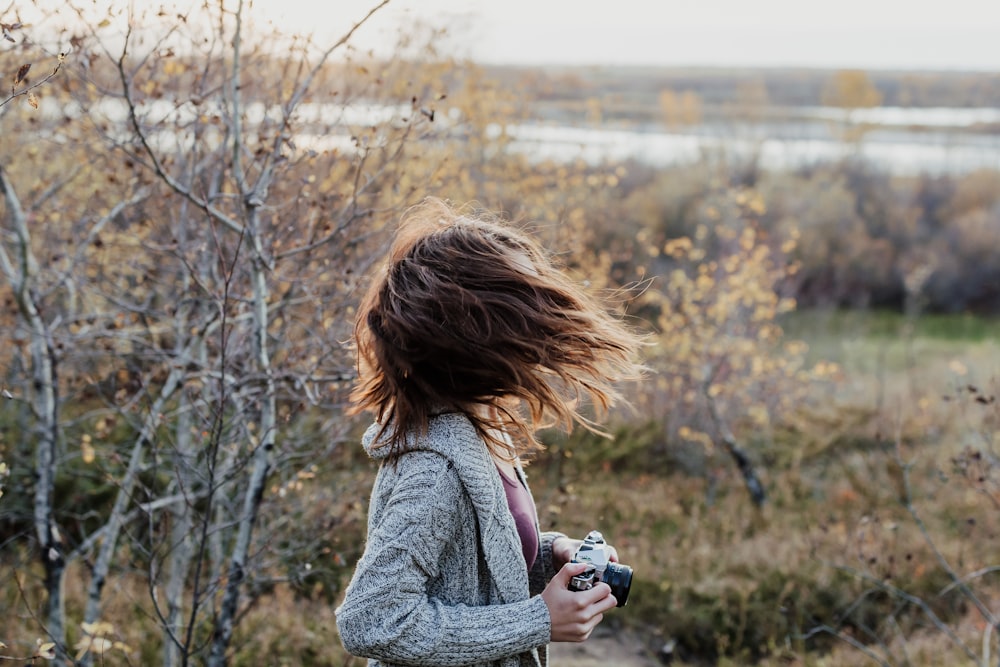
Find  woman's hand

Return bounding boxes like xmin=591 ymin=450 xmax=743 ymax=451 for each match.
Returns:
xmin=541 ymin=562 xmax=618 ymax=642
xmin=551 ymin=536 xmax=619 ymax=571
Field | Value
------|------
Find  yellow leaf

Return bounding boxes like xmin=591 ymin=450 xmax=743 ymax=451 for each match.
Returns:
xmin=37 ymin=641 xmax=56 ymax=659
xmin=82 ymin=440 xmax=95 ymax=464
xmin=81 ymin=621 xmax=114 ymax=637
xmin=90 ymin=637 xmax=113 ymax=654
xmin=27 ymin=92 xmax=37 ymax=109
xmin=949 ymin=359 xmax=969 ymax=376
xmin=74 ymin=638 xmax=90 ymax=661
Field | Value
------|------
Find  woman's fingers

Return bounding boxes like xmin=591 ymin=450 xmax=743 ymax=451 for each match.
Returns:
xmin=543 ymin=563 xmax=618 ymax=642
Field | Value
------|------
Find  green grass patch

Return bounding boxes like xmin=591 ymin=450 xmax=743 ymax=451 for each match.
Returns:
xmin=781 ymin=308 xmax=1000 ymax=343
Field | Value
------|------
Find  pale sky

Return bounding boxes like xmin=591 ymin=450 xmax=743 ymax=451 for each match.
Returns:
xmin=253 ymin=0 xmax=1000 ymax=71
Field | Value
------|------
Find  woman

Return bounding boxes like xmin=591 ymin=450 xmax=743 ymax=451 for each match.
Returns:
xmin=335 ymin=198 xmax=644 ymax=667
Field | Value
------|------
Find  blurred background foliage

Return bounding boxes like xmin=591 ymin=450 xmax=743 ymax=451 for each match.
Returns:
xmin=0 ymin=2 xmax=997 ymax=666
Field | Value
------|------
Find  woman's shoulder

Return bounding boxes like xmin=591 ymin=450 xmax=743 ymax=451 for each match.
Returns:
xmin=370 ymin=412 xmax=497 ymax=498
xmin=369 ymin=449 xmax=465 ymax=519
xmin=364 ymin=411 xmax=484 ymax=460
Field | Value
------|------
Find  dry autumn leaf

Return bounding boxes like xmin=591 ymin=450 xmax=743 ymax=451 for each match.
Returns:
xmin=81 ymin=434 xmax=95 ymax=464
xmin=13 ymin=63 xmax=30 ymax=87
xmin=36 ymin=641 xmax=56 ymax=659
xmin=0 ymin=22 xmax=20 ymax=42
xmin=81 ymin=620 xmax=114 ymax=637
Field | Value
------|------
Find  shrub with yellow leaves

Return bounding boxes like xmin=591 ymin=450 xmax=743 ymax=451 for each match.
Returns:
xmin=635 ymin=184 xmax=834 ymax=500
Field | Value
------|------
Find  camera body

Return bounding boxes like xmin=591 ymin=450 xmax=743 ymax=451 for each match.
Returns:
xmin=567 ymin=530 xmax=633 ymax=607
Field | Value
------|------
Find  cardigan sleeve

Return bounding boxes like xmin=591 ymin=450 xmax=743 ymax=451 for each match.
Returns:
xmin=528 ymin=531 xmax=566 ymax=597
xmin=335 ymin=452 xmax=551 ymax=666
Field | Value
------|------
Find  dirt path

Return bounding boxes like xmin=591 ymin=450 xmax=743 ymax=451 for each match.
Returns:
xmin=548 ymin=627 xmax=663 ymax=667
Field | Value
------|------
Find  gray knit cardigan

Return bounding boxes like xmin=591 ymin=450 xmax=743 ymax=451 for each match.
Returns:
xmin=335 ymin=412 xmax=566 ymax=667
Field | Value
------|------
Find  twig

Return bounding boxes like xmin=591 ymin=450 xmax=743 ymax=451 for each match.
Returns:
xmin=822 ymin=558 xmax=980 ymax=663
xmin=892 ymin=423 xmax=997 ymax=628
xmin=0 ymin=57 xmax=64 ymax=109
xmin=798 ymin=623 xmax=890 ymax=666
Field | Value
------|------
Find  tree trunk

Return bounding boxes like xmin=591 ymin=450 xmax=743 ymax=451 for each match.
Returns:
xmin=163 ymin=388 xmax=196 ymax=667
xmin=207 ymin=209 xmax=276 ymax=667
xmin=34 ymin=333 xmax=65 ymax=649
xmin=0 ymin=166 xmax=67 ymax=656
xmin=80 ymin=368 xmax=183 ymax=666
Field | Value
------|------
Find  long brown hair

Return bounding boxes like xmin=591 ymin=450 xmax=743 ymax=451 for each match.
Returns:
xmin=351 ymin=198 xmax=644 ymax=460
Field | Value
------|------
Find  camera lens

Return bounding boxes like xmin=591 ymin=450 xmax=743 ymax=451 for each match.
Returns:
xmin=602 ymin=562 xmax=632 ymax=607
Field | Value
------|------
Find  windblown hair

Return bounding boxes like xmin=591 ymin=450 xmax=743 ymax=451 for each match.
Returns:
xmin=351 ymin=198 xmax=644 ymax=460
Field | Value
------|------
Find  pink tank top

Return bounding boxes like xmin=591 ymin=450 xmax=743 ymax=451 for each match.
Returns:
xmin=497 ymin=465 xmax=539 ymax=571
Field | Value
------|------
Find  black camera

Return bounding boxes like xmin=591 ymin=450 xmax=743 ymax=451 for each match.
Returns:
xmin=567 ymin=530 xmax=632 ymax=607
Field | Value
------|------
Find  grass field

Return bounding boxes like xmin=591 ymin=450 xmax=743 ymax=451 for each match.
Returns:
xmin=2 ymin=310 xmax=997 ymax=666
xmin=535 ymin=309 xmax=1000 ymax=665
